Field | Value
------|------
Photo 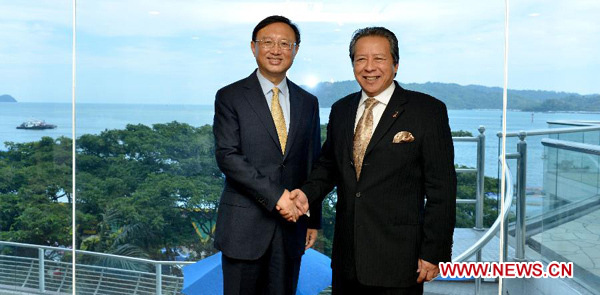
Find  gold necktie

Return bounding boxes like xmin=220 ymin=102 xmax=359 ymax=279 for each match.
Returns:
xmin=353 ymin=97 xmax=379 ymax=180
xmin=271 ymin=87 xmax=287 ymax=154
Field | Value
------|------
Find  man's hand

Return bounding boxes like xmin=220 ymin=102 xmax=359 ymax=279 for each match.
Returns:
xmin=276 ymin=189 xmax=299 ymax=222
xmin=305 ymin=229 xmax=318 ymax=250
xmin=416 ymin=259 xmax=439 ymax=283
xmin=289 ymin=189 xmax=309 ymax=215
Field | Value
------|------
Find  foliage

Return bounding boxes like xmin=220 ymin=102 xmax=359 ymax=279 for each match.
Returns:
xmin=306 ymin=80 xmax=597 ymax=111
xmin=0 ymin=137 xmax=72 ymax=246
xmin=522 ymin=95 xmax=600 ymax=112
xmin=451 ymin=130 xmax=473 ymax=137
xmin=1 ymin=122 xmax=223 ymax=264
xmin=454 ymin=165 xmax=499 ymax=228
xmin=1 ymin=123 xmax=498 ymax=262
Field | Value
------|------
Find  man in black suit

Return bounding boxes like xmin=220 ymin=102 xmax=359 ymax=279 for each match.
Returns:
xmin=291 ymin=27 xmax=457 ymax=294
xmin=213 ymin=15 xmax=321 ymax=294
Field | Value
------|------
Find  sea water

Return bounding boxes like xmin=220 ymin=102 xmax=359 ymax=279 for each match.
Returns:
xmin=2 ymin=102 xmax=600 ymax=190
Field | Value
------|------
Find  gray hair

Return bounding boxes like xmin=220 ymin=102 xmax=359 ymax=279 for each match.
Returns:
xmin=349 ymin=27 xmax=399 ymax=65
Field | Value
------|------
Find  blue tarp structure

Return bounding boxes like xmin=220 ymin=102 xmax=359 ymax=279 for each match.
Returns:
xmin=183 ymin=249 xmax=331 ymax=295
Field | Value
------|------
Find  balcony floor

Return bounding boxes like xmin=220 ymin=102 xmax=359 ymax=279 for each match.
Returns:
xmin=530 ymin=207 xmax=600 ymax=290
xmin=451 ymin=228 xmax=515 ymax=262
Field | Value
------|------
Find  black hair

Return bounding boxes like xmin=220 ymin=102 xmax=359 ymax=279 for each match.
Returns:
xmin=252 ymin=15 xmax=301 ymax=44
xmin=349 ymin=27 xmax=399 ymax=65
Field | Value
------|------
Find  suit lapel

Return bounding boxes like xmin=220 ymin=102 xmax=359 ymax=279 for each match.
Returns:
xmin=346 ymin=92 xmax=362 ymax=164
xmin=284 ymin=81 xmax=303 ymax=160
xmin=364 ymin=82 xmax=408 ymax=157
xmin=242 ymin=71 xmax=282 ymax=151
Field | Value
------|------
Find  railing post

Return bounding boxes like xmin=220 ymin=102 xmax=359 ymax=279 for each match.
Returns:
xmin=501 ymin=169 xmax=509 ymax=295
xmin=502 ymin=214 xmax=508 ymax=295
xmin=497 ymin=135 xmax=502 ymax=217
xmin=475 ymin=250 xmax=482 ymax=295
xmin=38 ymin=248 xmax=45 ymax=293
xmin=155 ymin=263 xmax=162 ymax=295
xmin=515 ymin=131 xmax=527 ymax=261
xmin=475 ymin=126 xmax=486 ymax=295
xmin=475 ymin=126 xmax=486 ymax=231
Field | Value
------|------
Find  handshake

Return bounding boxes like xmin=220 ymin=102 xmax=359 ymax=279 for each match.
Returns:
xmin=275 ymin=189 xmax=309 ymax=222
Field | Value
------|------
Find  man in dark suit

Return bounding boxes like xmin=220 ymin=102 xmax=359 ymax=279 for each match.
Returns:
xmin=212 ymin=15 xmax=321 ymax=295
xmin=291 ymin=27 xmax=456 ymax=294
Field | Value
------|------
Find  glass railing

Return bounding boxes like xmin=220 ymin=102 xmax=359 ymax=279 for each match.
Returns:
xmin=498 ymin=125 xmax=600 ymax=219
xmin=493 ymin=123 xmax=600 ymax=295
xmin=533 ymin=139 xmax=600 ymax=292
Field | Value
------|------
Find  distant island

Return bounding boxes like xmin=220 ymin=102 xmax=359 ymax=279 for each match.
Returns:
xmin=301 ymin=81 xmax=600 ymax=112
xmin=0 ymin=94 xmax=17 ymax=102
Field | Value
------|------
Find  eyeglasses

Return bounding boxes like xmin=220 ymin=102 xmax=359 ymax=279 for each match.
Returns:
xmin=254 ymin=39 xmax=297 ymax=51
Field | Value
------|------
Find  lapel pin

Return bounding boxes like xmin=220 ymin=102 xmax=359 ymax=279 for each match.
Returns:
xmin=392 ymin=111 xmax=399 ymax=118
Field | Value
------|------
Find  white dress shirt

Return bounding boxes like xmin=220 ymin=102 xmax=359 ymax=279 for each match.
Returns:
xmin=256 ymin=70 xmax=290 ymax=132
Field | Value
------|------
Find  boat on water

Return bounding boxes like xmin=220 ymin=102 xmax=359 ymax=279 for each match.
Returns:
xmin=16 ymin=120 xmax=57 ymax=130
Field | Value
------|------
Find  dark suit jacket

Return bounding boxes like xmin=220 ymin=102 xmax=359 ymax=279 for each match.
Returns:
xmin=213 ymin=70 xmax=322 ymax=260
xmin=301 ymin=82 xmax=456 ymax=287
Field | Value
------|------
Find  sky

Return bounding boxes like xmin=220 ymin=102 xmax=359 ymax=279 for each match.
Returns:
xmin=0 ymin=0 xmax=599 ymax=104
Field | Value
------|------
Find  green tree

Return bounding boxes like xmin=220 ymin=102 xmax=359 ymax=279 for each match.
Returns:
xmin=1 ymin=123 xmax=498 ymax=263
xmin=0 ymin=137 xmax=72 ymax=248
xmin=75 ymin=122 xmax=223 ymax=262
xmin=1 ymin=122 xmax=223 ymax=265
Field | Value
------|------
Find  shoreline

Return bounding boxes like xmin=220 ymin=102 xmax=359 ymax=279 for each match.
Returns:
xmin=4 ymin=102 xmax=600 ymax=114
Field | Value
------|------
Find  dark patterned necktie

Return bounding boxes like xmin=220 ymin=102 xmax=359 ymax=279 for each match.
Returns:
xmin=353 ymin=97 xmax=379 ymax=180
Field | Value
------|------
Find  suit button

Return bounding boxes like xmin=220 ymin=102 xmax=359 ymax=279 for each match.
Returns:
xmin=356 ymin=192 xmax=361 ymax=198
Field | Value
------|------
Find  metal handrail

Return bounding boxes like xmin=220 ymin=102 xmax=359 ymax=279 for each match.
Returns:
xmin=0 ymin=253 xmax=184 ymax=295
xmin=453 ymin=164 xmax=514 ymax=262
xmin=496 ymin=124 xmax=600 ymax=138
xmin=453 ymin=136 xmax=480 ymax=142
xmin=0 ymin=241 xmax=191 ymax=294
xmin=452 ymin=126 xmax=487 ymax=230
xmin=541 ymin=138 xmax=600 ymax=156
xmin=0 ymin=240 xmax=194 ymax=266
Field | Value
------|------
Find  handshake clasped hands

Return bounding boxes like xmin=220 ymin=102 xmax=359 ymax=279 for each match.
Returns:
xmin=275 ymin=189 xmax=309 ymax=222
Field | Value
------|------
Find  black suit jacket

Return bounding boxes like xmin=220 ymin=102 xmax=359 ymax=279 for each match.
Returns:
xmin=213 ymin=70 xmax=322 ymax=260
xmin=301 ymin=82 xmax=456 ymax=287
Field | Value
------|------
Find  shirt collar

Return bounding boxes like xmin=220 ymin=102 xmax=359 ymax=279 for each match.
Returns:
xmin=359 ymin=81 xmax=395 ymax=107
xmin=256 ymin=70 xmax=288 ymax=97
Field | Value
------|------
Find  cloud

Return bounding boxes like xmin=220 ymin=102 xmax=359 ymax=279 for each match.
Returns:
xmin=1 ymin=0 xmax=600 ymax=103
xmin=56 ymin=1 xmax=504 ymax=37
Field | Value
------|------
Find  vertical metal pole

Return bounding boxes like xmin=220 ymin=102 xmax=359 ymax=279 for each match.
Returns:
xmin=475 ymin=251 xmax=482 ymax=295
xmin=497 ymin=135 xmax=502 ymax=215
xmin=474 ymin=127 xmax=486 ymax=295
xmin=503 ymin=211 xmax=509 ymax=262
xmin=501 ymin=217 xmax=508 ymax=295
xmin=39 ymin=248 xmax=45 ymax=293
xmin=475 ymin=126 xmax=486 ymax=230
xmin=515 ymin=132 xmax=527 ymax=261
xmin=155 ymin=263 xmax=162 ymax=295
xmin=71 ymin=1 xmax=78 ymax=293
xmin=500 ymin=162 xmax=510 ymax=295
xmin=500 ymin=1 xmax=510 ymax=292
